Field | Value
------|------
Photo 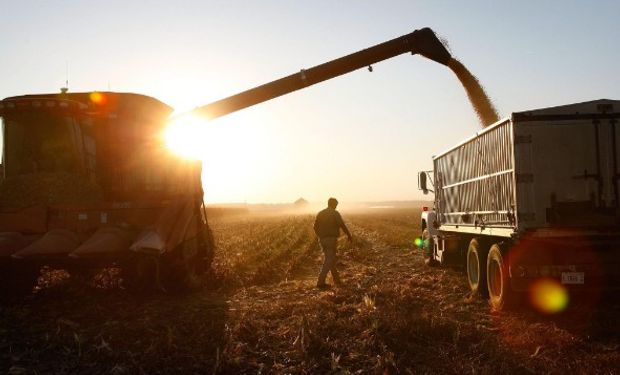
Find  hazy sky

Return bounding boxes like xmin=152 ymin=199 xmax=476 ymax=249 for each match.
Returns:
xmin=2 ymin=1 xmax=619 ymax=203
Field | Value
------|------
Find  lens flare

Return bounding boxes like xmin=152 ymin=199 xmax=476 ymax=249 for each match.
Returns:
xmin=414 ymin=237 xmax=423 ymax=248
xmin=529 ymin=278 xmax=569 ymax=314
xmin=89 ymin=92 xmax=106 ymax=105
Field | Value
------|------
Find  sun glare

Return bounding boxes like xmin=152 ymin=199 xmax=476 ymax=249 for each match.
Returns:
xmin=163 ymin=110 xmax=275 ymax=203
xmin=164 ymin=115 xmax=208 ymax=160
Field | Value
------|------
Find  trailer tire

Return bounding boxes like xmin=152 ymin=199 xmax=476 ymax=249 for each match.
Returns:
xmin=487 ymin=244 xmax=517 ymax=311
xmin=422 ymin=229 xmax=437 ymax=266
xmin=467 ymin=238 xmax=487 ymax=296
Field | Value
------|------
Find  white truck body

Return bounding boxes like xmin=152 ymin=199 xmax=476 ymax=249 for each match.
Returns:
xmin=420 ymin=99 xmax=620 ymax=305
xmin=431 ymin=99 xmax=619 ymax=237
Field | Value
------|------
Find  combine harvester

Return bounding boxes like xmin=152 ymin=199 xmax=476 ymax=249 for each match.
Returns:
xmin=0 ymin=27 xmax=455 ymax=302
xmin=0 ymin=93 xmax=213 ymax=298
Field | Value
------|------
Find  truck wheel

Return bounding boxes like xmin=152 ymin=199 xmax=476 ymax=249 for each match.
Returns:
xmin=467 ymin=239 xmax=487 ymax=296
xmin=487 ymin=244 xmax=517 ymax=311
xmin=422 ymin=229 xmax=438 ymax=266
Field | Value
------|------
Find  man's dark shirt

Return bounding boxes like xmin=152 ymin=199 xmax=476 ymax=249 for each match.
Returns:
xmin=314 ymin=208 xmax=351 ymax=238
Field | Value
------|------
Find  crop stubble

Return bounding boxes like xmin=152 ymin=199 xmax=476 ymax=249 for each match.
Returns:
xmin=1 ymin=209 xmax=618 ymax=374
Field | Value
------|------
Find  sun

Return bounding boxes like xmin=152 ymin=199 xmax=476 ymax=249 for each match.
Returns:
xmin=164 ymin=114 xmax=209 ymax=160
xmin=162 ymin=111 xmax=275 ymax=202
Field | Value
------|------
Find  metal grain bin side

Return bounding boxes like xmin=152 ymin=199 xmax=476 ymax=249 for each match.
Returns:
xmin=433 ymin=119 xmax=516 ymax=237
xmin=512 ymin=99 xmax=620 ymax=231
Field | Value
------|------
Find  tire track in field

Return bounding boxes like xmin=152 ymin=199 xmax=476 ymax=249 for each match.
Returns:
xmin=347 ymin=215 xmax=417 ymax=249
xmin=338 ymin=222 xmax=413 ymax=289
xmin=214 ymin=219 xmax=290 ymax=256
xmin=284 ymin=231 xmax=320 ymax=282
xmin=220 ymin=217 xmax=432 ymax=373
xmin=212 ymin=218 xmax=304 ymax=287
xmin=248 ymin=217 xmax=315 ymax=285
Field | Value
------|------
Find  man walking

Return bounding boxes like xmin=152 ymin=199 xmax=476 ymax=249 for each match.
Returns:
xmin=314 ymin=197 xmax=352 ymax=288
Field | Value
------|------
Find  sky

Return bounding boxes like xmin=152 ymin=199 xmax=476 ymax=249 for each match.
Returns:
xmin=1 ymin=1 xmax=619 ymax=204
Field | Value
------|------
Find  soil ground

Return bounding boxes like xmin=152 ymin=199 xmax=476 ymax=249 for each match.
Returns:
xmin=1 ymin=208 xmax=618 ymax=374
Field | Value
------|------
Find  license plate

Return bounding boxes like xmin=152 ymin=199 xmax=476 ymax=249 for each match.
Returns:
xmin=561 ymin=272 xmax=584 ymax=285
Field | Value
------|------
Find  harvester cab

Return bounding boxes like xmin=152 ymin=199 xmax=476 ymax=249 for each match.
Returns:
xmin=0 ymin=92 xmax=213 ymax=300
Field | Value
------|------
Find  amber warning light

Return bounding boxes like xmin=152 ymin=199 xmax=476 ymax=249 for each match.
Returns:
xmin=89 ymin=92 xmax=107 ymax=105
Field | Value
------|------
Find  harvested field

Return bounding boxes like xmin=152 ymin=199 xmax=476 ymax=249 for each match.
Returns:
xmin=1 ymin=208 xmax=618 ymax=374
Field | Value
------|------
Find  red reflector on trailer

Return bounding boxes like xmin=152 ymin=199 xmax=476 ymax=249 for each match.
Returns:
xmin=423 ymin=206 xmax=428 ymax=211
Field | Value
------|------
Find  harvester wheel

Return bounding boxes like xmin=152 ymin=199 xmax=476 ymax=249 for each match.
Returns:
xmin=161 ymin=236 xmax=208 ymax=293
xmin=0 ymin=263 xmax=40 ymax=304
xmin=66 ymin=266 xmax=97 ymax=286
xmin=487 ymin=244 xmax=518 ymax=311
xmin=122 ymin=228 xmax=214 ymax=294
xmin=467 ymin=238 xmax=488 ymax=296
xmin=120 ymin=254 xmax=160 ymax=292
xmin=203 ymin=226 xmax=215 ymax=272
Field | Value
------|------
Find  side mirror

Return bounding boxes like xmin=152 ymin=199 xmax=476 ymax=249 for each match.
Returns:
xmin=418 ymin=171 xmax=429 ymax=195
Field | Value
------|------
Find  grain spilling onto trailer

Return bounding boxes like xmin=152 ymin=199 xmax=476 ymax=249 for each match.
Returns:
xmin=448 ymin=58 xmax=499 ymax=127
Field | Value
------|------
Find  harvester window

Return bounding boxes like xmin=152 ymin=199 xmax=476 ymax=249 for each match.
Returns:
xmin=3 ymin=113 xmax=80 ymax=176
xmin=80 ymin=118 xmax=97 ymax=179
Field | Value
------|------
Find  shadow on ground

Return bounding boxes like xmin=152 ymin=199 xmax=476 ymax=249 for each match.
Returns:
xmin=1 ymin=284 xmax=229 ymax=374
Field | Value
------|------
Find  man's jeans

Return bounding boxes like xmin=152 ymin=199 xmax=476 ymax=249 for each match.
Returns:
xmin=317 ymin=236 xmax=341 ymax=285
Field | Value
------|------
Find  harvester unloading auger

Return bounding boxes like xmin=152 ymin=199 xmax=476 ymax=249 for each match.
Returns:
xmin=188 ymin=27 xmax=497 ymax=126
xmin=0 ymin=27 xmax=494 ymax=301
